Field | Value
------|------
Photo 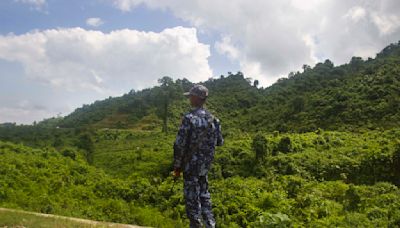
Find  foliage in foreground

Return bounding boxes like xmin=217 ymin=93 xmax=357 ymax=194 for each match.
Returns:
xmin=0 ymin=140 xmax=182 ymax=227
xmin=1 ymin=128 xmax=400 ymax=227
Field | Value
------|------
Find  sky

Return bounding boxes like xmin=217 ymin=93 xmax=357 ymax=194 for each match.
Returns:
xmin=0 ymin=0 xmax=399 ymax=124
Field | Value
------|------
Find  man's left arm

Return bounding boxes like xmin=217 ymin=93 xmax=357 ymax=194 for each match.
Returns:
xmin=215 ymin=118 xmax=224 ymax=146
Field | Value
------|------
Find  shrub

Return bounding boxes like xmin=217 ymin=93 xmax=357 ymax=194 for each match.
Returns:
xmin=252 ymin=133 xmax=269 ymax=161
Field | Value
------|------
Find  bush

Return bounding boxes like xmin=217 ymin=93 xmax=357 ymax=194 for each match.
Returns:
xmin=61 ymin=148 xmax=77 ymax=160
xmin=252 ymin=133 xmax=269 ymax=161
xmin=277 ymin=136 xmax=294 ymax=153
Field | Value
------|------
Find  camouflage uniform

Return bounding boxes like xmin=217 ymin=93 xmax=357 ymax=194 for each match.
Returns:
xmin=174 ymin=106 xmax=224 ymax=228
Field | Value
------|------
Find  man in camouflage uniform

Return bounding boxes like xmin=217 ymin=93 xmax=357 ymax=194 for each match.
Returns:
xmin=173 ymin=84 xmax=224 ymax=228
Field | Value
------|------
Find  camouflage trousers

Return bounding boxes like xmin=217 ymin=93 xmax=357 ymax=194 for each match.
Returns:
xmin=183 ymin=174 xmax=216 ymax=228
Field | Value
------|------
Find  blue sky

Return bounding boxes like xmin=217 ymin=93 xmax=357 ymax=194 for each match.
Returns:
xmin=0 ymin=0 xmax=238 ymax=75
xmin=1 ymin=1 xmax=184 ymax=33
xmin=0 ymin=0 xmax=399 ymax=124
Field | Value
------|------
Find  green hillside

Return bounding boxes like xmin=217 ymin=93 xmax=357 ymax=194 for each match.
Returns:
xmin=0 ymin=140 xmax=181 ymax=227
xmin=1 ymin=129 xmax=400 ymax=227
xmin=1 ymin=41 xmax=400 ymax=227
xmin=250 ymin=41 xmax=400 ymax=132
xmin=53 ymin=41 xmax=400 ymax=132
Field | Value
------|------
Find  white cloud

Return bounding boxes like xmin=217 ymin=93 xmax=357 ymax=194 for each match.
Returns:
xmin=14 ymin=0 xmax=45 ymax=5
xmin=0 ymin=107 xmax=52 ymax=124
xmin=214 ymin=36 xmax=239 ymax=60
xmin=371 ymin=13 xmax=400 ymax=35
xmin=0 ymin=27 xmax=212 ymax=124
xmin=86 ymin=17 xmax=104 ymax=27
xmin=344 ymin=6 xmax=367 ymax=22
xmin=0 ymin=26 xmax=211 ymax=93
xmin=111 ymin=0 xmax=400 ymax=86
xmin=14 ymin=0 xmax=46 ymax=10
xmin=0 ymin=99 xmax=55 ymax=124
xmin=290 ymin=0 xmax=327 ymax=11
xmin=112 ymin=0 xmax=143 ymax=11
xmin=215 ymin=36 xmax=281 ymax=85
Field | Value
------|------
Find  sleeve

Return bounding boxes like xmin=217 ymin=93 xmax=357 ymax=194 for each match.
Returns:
xmin=215 ymin=118 xmax=224 ymax=146
xmin=173 ymin=116 xmax=191 ymax=169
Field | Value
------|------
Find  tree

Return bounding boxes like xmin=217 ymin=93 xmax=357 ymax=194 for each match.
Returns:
xmin=252 ymin=133 xmax=269 ymax=162
xmin=277 ymin=136 xmax=294 ymax=153
xmin=77 ymin=133 xmax=95 ymax=164
xmin=253 ymin=80 xmax=259 ymax=87
xmin=62 ymin=147 xmax=77 ymax=160
xmin=324 ymin=59 xmax=334 ymax=68
xmin=53 ymin=135 xmax=64 ymax=148
xmin=291 ymin=97 xmax=305 ymax=114
xmin=245 ymin=77 xmax=252 ymax=85
xmin=349 ymin=56 xmax=364 ymax=71
xmin=302 ymin=64 xmax=311 ymax=72
xmin=392 ymin=141 xmax=400 ymax=185
xmin=157 ymin=76 xmax=181 ymax=134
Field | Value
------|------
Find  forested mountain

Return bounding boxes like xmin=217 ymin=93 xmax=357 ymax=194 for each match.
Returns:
xmin=52 ymin=41 xmax=400 ymax=133
xmin=252 ymin=41 xmax=400 ymax=132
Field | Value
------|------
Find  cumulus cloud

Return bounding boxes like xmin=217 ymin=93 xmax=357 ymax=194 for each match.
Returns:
xmin=86 ymin=17 xmax=104 ymax=27
xmin=0 ymin=26 xmax=211 ymax=94
xmin=0 ymin=26 xmax=211 ymax=124
xmin=215 ymin=36 xmax=239 ymax=61
xmin=111 ymin=0 xmax=400 ymax=86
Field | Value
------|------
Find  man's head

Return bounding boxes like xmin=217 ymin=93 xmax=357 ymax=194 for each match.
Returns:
xmin=183 ymin=84 xmax=208 ymax=107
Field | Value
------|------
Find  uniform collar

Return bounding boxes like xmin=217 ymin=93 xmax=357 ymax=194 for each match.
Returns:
xmin=191 ymin=106 xmax=204 ymax=111
xmin=190 ymin=106 xmax=205 ymax=114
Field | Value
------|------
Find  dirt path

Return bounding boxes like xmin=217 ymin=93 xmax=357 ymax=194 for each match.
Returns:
xmin=0 ymin=207 xmax=148 ymax=228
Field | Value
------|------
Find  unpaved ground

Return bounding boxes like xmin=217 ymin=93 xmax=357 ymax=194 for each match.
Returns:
xmin=0 ymin=207 xmax=148 ymax=228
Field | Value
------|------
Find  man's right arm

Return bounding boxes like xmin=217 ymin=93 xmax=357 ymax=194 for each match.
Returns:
xmin=173 ymin=115 xmax=191 ymax=170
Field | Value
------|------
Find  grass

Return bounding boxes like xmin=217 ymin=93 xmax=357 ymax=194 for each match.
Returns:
xmin=0 ymin=208 xmax=141 ymax=228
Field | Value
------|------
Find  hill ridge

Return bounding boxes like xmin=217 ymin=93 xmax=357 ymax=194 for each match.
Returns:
xmin=35 ymin=40 xmax=400 ymax=133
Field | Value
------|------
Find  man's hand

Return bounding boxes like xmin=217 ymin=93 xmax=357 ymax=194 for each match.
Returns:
xmin=173 ymin=168 xmax=181 ymax=178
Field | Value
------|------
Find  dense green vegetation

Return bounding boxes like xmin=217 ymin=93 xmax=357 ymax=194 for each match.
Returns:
xmin=0 ymin=140 xmax=181 ymax=227
xmin=1 ymin=129 xmax=400 ymax=227
xmin=49 ymin=41 xmax=400 ymax=132
xmin=1 ymin=41 xmax=400 ymax=227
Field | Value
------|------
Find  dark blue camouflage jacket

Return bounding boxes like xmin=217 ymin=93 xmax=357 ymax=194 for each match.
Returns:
xmin=173 ymin=107 xmax=223 ymax=176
